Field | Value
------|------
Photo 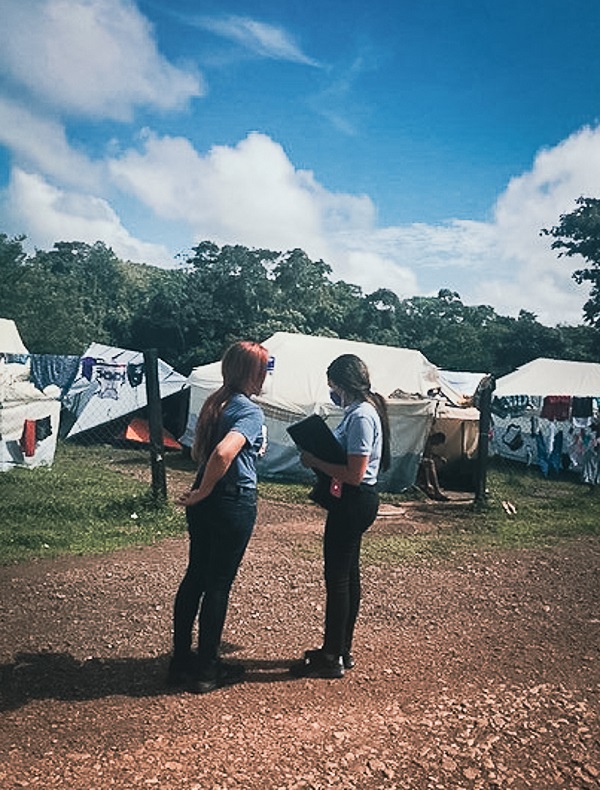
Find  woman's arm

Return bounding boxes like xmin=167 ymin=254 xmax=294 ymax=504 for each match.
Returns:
xmin=177 ymin=430 xmax=247 ymax=506
xmin=300 ymin=451 xmax=369 ymax=487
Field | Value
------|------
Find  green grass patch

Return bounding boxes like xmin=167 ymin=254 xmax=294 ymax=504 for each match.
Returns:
xmin=257 ymin=480 xmax=313 ymax=504
xmin=0 ymin=442 xmax=185 ymax=564
xmin=1 ymin=444 xmax=597 ymax=565
xmin=362 ymin=466 xmax=599 ymax=565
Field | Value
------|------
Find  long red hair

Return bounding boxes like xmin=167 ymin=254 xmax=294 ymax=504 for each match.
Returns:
xmin=192 ymin=341 xmax=268 ymax=463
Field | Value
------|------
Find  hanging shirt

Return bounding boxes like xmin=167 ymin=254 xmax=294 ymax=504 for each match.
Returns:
xmin=540 ymin=396 xmax=571 ymax=421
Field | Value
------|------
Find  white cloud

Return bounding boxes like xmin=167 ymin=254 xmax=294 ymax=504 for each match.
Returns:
xmin=110 ymin=131 xmax=328 ymax=254
xmin=196 ymin=15 xmax=320 ymax=66
xmin=0 ymin=0 xmax=203 ymax=120
xmin=1 ymin=46 xmax=596 ymax=329
xmin=6 ymin=168 xmax=171 ymax=265
xmin=469 ymin=126 xmax=600 ymax=323
xmin=0 ymin=97 xmax=103 ymax=191
xmin=106 ymin=126 xmax=596 ymax=324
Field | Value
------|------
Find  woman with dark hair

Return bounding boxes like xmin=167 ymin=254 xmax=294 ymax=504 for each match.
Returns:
xmin=291 ymin=353 xmax=391 ymax=679
xmin=169 ymin=341 xmax=268 ymax=693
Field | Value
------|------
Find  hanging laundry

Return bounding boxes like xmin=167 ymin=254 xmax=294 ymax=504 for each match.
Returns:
xmin=127 ymin=362 xmax=145 ymax=388
xmin=30 ymin=354 xmax=80 ymax=398
xmin=536 ymin=428 xmax=563 ymax=477
xmin=35 ymin=416 xmax=53 ymax=442
xmin=20 ymin=420 xmax=36 ymax=457
xmin=96 ymin=363 xmax=127 ymax=399
xmin=491 ymin=395 xmax=533 ymax=418
xmin=571 ymin=397 xmax=593 ymax=428
xmin=540 ymin=395 xmax=571 ymax=421
xmin=81 ymin=357 xmax=97 ymax=381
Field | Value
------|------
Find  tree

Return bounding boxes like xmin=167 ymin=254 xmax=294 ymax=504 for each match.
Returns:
xmin=0 ymin=233 xmax=28 ymax=320
xmin=542 ymin=197 xmax=600 ymax=328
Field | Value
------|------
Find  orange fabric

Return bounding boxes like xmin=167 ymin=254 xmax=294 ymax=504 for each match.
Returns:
xmin=124 ymin=417 xmax=181 ymax=449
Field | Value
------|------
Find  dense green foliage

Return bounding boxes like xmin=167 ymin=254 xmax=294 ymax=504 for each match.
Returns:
xmin=1 ymin=233 xmax=598 ymax=375
xmin=542 ymin=196 xmax=600 ymax=329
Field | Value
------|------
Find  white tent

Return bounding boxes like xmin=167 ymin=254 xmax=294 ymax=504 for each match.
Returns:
xmin=491 ymin=358 xmax=600 ymax=470
xmin=0 ymin=318 xmax=29 ymax=355
xmin=439 ymin=369 xmax=487 ymax=399
xmin=0 ymin=320 xmax=61 ymax=471
xmin=63 ymin=343 xmax=188 ymax=438
xmin=494 ymin=358 xmax=600 ymax=397
xmin=182 ymin=332 xmax=477 ymax=492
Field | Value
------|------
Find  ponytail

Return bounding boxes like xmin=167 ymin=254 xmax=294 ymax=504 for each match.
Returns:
xmin=367 ymin=391 xmax=391 ymax=472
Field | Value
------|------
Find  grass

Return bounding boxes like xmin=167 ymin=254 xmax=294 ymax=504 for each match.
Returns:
xmin=362 ymin=464 xmax=600 ymax=565
xmin=0 ymin=443 xmax=598 ymax=565
xmin=0 ymin=442 xmax=184 ymax=564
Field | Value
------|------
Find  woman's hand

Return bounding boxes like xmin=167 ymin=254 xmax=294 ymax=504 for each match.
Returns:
xmin=176 ymin=488 xmax=205 ymax=507
xmin=300 ymin=450 xmax=318 ymax=469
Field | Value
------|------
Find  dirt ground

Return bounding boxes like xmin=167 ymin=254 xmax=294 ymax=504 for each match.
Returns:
xmin=1 ymin=493 xmax=599 ymax=789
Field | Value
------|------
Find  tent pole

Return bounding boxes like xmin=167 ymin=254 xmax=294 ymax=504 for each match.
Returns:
xmin=474 ymin=376 xmax=495 ymax=505
xmin=143 ymin=348 xmax=167 ymax=503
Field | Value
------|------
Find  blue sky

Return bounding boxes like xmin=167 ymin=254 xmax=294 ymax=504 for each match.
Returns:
xmin=1 ymin=0 xmax=600 ymax=327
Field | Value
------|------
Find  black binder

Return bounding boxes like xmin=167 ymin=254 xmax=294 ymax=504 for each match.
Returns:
xmin=287 ymin=414 xmax=346 ymax=464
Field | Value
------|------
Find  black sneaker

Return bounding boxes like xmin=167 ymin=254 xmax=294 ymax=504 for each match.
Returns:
xmin=342 ymin=652 xmax=355 ymax=670
xmin=299 ymin=648 xmax=355 ymax=671
xmin=190 ymin=661 xmax=246 ymax=694
xmin=290 ymin=650 xmax=344 ymax=679
xmin=166 ymin=654 xmax=197 ymax=687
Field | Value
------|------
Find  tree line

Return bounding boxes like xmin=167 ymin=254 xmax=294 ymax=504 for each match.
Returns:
xmin=1 ymin=213 xmax=598 ymax=378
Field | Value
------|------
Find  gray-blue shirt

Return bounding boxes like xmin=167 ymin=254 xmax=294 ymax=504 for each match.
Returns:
xmin=333 ymin=400 xmax=382 ymax=486
xmin=219 ymin=393 xmax=265 ymax=488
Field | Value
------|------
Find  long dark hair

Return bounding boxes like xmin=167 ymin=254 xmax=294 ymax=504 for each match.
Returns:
xmin=327 ymin=354 xmax=391 ymax=472
xmin=192 ymin=341 xmax=268 ymax=464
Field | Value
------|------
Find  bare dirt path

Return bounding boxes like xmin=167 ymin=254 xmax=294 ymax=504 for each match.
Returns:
xmin=1 ymin=499 xmax=599 ymax=789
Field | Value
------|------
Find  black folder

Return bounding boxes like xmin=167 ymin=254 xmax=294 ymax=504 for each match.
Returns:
xmin=287 ymin=414 xmax=346 ymax=464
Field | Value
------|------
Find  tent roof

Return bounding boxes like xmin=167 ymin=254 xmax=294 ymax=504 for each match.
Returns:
xmin=189 ymin=332 xmax=446 ymax=412
xmin=65 ymin=342 xmax=187 ymax=437
xmin=0 ymin=318 xmax=28 ymax=354
xmin=494 ymin=357 xmax=600 ymax=398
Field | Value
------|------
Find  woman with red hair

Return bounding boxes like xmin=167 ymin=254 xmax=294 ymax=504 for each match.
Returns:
xmin=169 ymin=341 xmax=268 ymax=693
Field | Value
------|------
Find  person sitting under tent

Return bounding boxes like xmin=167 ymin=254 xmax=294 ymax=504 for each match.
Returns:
xmin=417 ymin=431 xmax=449 ymax=501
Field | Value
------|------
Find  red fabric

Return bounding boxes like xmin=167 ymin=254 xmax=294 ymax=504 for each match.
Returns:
xmin=20 ymin=420 xmax=36 ymax=457
xmin=540 ymin=395 xmax=571 ymax=421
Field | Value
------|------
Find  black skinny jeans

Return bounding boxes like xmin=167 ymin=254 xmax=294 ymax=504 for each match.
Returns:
xmin=322 ymin=485 xmax=379 ymax=657
xmin=173 ymin=486 xmax=257 ymax=673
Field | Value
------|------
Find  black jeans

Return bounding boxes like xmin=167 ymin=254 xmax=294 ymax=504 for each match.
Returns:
xmin=322 ymin=485 xmax=379 ymax=657
xmin=172 ymin=485 xmax=257 ymax=673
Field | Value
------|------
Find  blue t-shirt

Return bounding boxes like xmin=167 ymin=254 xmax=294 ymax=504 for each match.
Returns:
xmin=217 ymin=393 xmax=265 ymax=488
xmin=333 ymin=400 xmax=382 ymax=486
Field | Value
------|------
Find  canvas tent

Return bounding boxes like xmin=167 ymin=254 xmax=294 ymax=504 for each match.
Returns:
xmin=491 ymin=357 xmax=600 ymax=473
xmin=0 ymin=319 xmax=61 ymax=471
xmin=182 ymin=332 xmax=479 ymax=492
xmin=494 ymin=358 xmax=600 ymax=398
xmin=62 ymin=343 xmax=188 ymax=439
xmin=0 ymin=318 xmax=29 ymax=356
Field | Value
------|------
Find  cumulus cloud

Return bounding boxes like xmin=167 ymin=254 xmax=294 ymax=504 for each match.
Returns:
xmin=109 ymin=131 xmax=328 ymax=255
xmin=0 ymin=0 xmax=203 ymax=120
xmin=6 ymin=168 xmax=171 ymax=265
xmin=195 ymin=15 xmax=320 ymax=66
xmin=0 ymin=97 xmax=103 ymax=191
xmin=105 ymin=125 xmax=596 ymax=324
xmin=469 ymin=126 xmax=600 ymax=323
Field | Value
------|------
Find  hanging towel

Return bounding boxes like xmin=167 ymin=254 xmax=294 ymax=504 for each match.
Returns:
xmin=20 ymin=420 xmax=36 ymax=457
xmin=540 ymin=396 xmax=571 ymax=421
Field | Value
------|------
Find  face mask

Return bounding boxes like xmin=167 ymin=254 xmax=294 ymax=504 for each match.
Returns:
xmin=329 ymin=389 xmax=343 ymax=407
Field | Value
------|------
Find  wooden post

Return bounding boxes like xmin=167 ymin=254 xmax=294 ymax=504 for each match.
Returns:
xmin=474 ymin=375 xmax=495 ymax=505
xmin=143 ymin=348 xmax=167 ymax=503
